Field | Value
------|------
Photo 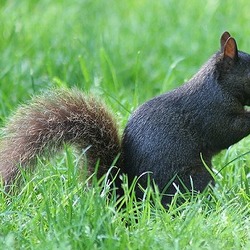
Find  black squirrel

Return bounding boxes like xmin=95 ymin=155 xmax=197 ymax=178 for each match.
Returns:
xmin=1 ymin=31 xmax=250 ymax=204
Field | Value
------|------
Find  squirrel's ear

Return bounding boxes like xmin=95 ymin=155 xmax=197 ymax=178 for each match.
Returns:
xmin=220 ymin=31 xmax=231 ymax=51
xmin=223 ymin=37 xmax=238 ymax=60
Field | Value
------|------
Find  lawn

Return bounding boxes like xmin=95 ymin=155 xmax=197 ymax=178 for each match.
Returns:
xmin=0 ymin=0 xmax=250 ymax=249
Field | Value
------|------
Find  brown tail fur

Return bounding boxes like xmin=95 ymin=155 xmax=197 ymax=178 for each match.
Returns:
xmin=0 ymin=88 xmax=121 ymax=185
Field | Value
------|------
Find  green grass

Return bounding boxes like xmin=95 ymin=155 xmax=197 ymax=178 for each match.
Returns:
xmin=1 ymin=0 xmax=250 ymax=249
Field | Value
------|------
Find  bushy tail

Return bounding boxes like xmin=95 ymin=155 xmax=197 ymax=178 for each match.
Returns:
xmin=0 ymin=89 xmax=121 ymax=185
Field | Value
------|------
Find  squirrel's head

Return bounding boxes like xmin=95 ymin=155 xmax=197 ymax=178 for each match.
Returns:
xmin=216 ymin=31 xmax=250 ymax=105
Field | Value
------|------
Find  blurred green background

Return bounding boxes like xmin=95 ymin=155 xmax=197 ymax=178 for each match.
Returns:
xmin=1 ymin=1 xmax=250 ymax=249
xmin=1 ymin=0 xmax=250 ymax=124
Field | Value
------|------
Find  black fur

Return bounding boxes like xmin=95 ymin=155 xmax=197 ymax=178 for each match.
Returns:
xmin=122 ymin=32 xmax=250 ymax=203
